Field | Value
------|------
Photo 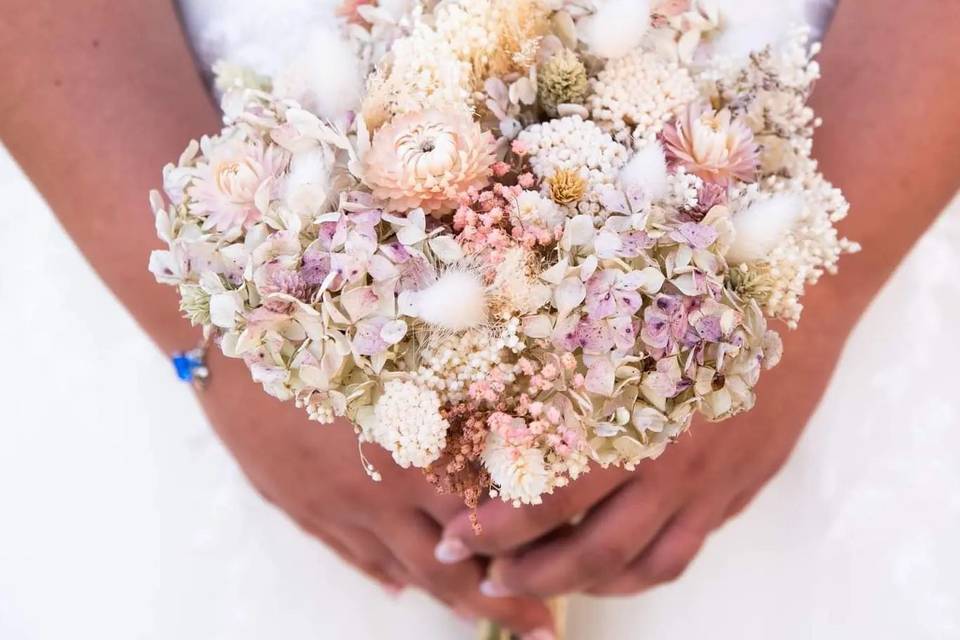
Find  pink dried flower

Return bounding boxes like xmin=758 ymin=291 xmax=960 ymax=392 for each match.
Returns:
xmin=363 ymin=110 xmax=496 ymax=216
xmin=189 ymin=138 xmax=287 ymax=232
xmin=662 ymin=103 xmax=759 ymax=186
xmin=511 ymin=139 xmax=530 ymax=156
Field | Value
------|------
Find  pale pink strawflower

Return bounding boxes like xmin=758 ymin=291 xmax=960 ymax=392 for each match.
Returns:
xmin=363 ymin=110 xmax=496 ymax=216
xmin=662 ymin=103 xmax=760 ymax=186
xmin=189 ymin=138 xmax=287 ymax=232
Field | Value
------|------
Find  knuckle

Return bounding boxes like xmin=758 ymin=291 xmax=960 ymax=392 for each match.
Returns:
xmin=578 ymin=540 xmax=633 ymax=576
xmin=417 ymin=561 xmax=454 ymax=589
xmin=654 ymin=554 xmax=691 ymax=583
xmin=645 ymin=529 xmax=704 ymax=584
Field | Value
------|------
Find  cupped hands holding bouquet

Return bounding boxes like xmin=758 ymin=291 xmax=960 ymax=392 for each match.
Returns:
xmin=2 ymin=0 xmax=958 ymax=638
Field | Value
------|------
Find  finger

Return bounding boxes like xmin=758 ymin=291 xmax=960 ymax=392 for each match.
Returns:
xmin=437 ymin=467 xmax=630 ymax=562
xmin=293 ymin=514 xmax=409 ymax=592
xmin=586 ymin=513 xmax=707 ymax=596
xmin=484 ymin=479 xmax=676 ymax=597
xmin=385 ymin=510 xmax=556 ymax=637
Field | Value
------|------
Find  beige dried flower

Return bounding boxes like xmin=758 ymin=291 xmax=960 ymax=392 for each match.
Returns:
xmin=548 ymin=169 xmax=588 ymax=205
xmin=538 ymin=49 xmax=589 ymax=118
xmin=363 ymin=110 xmax=496 ymax=215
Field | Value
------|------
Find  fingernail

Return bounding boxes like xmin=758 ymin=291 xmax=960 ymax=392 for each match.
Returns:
xmin=434 ymin=538 xmax=471 ymax=564
xmin=522 ymin=629 xmax=556 ymax=640
xmin=382 ymin=583 xmax=404 ymax=598
xmin=479 ymin=579 xmax=513 ymax=598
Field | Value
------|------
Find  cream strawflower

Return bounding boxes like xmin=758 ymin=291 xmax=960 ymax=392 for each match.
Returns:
xmin=363 ymin=110 xmax=496 ymax=215
xmin=483 ymin=431 xmax=552 ymax=506
xmin=662 ymin=103 xmax=760 ymax=186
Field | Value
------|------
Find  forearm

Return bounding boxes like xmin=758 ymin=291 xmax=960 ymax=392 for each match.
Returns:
xmin=783 ymin=0 xmax=959 ymax=364
xmin=749 ymin=0 xmax=959 ymax=427
xmin=805 ymin=0 xmax=959 ymax=332
xmin=0 ymin=0 xmax=221 ymax=353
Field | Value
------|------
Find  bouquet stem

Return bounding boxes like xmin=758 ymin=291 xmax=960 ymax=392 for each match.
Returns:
xmin=477 ymin=597 xmax=568 ymax=640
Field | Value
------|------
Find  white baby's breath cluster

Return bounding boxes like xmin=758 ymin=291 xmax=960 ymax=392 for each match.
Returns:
xmin=150 ymin=0 xmax=856 ymax=509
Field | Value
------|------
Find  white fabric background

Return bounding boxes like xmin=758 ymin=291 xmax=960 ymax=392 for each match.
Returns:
xmin=2 ymin=0 xmax=959 ymax=637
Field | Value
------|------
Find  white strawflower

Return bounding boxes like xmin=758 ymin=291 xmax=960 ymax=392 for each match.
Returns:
xmin=578 ymin=0 xmax=652 ymax=59
xmin=511 ymin=190 xmax=565 ymax=231
xmin=483 ymin=432 xmax=552 ymax=506
xmin=372 ymin=380 xmax=449 ymax=469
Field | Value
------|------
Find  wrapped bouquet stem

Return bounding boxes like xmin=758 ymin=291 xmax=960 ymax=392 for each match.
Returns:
xmin=150 ymin=0 xmax=857 ymax=629
xmin=480 ymin=597 xmax=567 ymax=640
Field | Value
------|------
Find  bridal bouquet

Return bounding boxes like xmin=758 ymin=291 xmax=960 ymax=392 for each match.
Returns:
xmin=150 ymin=0 xmax=856 ymax=517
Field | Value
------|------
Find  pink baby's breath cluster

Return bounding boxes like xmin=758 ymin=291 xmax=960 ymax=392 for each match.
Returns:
xmin=151 ymin=0 xmax=855 ymax=510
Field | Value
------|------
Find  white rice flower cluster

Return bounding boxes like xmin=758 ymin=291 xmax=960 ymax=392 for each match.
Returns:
xmin=151 ymin=0 xmax=855 ymax=510
xmin=367 ymin=380 xmax=450 ymax=469
xmin=588 ymin=48 xmax=698 ymax=145
xmin=517 ymin=115 xmax=629 ymax=213
xmin=414 ymin=320 xmax=524 ymax=405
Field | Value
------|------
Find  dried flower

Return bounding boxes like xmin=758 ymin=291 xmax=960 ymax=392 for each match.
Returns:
xmin=363 ymin=110 xmax=497 ymax=215
xmin=549 ymin=169 xmax=588 ymax=205
xmin=662 ymin=103 xmax=760 ymax=186
xmin=368 ymin=380 xmax=450 ymax=469
xmin=538 ymin=49 xmax=589 ymax=117
xmin=588 ymin=48 xmax=697 ymax=144
xmin=189 ymin=137 xmax=287 ymax=232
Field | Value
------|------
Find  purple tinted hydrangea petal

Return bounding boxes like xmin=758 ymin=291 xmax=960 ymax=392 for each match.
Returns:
xmin=609 ymin=315 xmax=639 ymax=352
xmin=353 ymin=318 xmax=390 ymax=356
xmin=695 ymin=315 xmax=723 ymax=342
xmin=674 ymin=222 xmax=718 ymax=249
xmin=618 ymin=230 xmax=655 ymax=258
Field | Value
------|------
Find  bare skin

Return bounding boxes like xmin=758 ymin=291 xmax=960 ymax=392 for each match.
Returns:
xmin=1 ymin=0 xmax=958 ymax=635
xmin=437 ymin=0 xmax=960 ymax=598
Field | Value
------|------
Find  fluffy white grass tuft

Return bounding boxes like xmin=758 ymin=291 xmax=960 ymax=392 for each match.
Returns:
xmin=710 ymin=0 xmax=807 ymax=59
xmin=283 ymin=148 xmax=333 ymax=216
xmin=412 ymin=268 xmax=488 ymax=332
xmin=273 ymin=30 xmax=363 ymax=121
xmin=727 ymin=194 xmax=805 ymax=264
xmin=577 ymin=0 xmax=651 ymax=60
xmin=619 ymin=142 xmax=669 ymax=202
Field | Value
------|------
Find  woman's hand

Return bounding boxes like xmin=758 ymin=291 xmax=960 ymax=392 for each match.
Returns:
xmin=436 ymin=395 xmax=812 ymax=598
xmin=435 ymin=313 xmax=835 ymax=598
xmin=200 ymin=352 xmax=556 ymax=636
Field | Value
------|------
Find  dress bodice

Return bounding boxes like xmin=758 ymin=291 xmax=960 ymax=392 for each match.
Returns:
xmin=177 ymin=0 xmax=838 ymax=79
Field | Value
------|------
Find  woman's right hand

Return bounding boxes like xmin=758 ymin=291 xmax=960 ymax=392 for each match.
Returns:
xmin=198 ymin=351 xmax=555 ymax=638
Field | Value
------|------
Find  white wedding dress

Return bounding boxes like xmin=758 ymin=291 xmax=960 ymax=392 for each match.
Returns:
xmin=1 ymin=1 xmax=958 ymax=638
